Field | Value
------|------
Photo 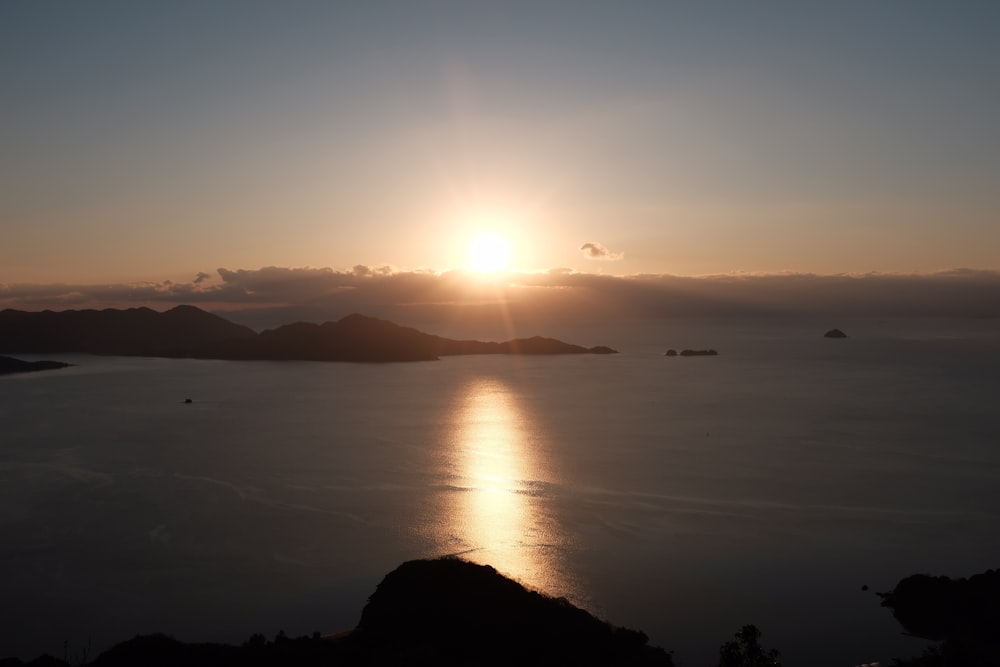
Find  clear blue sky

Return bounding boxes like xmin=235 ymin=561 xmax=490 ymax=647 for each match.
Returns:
xmin=3 ymin=2 xmax=999 ymax=286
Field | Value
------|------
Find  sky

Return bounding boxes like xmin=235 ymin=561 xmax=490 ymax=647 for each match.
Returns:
xmin=2 ymin=2 xmax=999 ymax=321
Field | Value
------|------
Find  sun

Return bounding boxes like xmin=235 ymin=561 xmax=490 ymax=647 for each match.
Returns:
xmin=467 ymin=232 xmax=512 ymax=272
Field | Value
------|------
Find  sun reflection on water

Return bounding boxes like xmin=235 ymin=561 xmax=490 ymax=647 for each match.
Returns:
xmin=431 ymin=377 xmax=577 ymax=598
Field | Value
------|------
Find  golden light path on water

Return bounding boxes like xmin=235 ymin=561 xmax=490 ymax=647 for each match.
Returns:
xmin=428 ymin=377 xmax=579 ymax=600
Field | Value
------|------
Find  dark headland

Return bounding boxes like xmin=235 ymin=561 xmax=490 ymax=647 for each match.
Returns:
xmin=0 ymin=306 xmax=616 ymax=362
xmin=1 ymin=558 xmax=673 ymax=667
xmin=0 ymin=355 xmax=72 ymax=376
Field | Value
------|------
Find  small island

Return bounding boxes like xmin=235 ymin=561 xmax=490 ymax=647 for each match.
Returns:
xmin=0 ymin=355 xmax=71 ymax=376
xmin=823 ymin=328 xmax=848 ymax=338
xmin=665 ymin=349 xmax=718 ymax=357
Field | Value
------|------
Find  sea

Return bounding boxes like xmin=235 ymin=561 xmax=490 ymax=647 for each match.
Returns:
xmin=2 ymin=317 xmax=999 ymax=666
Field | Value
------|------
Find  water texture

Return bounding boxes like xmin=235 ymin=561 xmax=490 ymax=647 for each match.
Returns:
xmin=2 ymin=320 xmax=998 ymax=666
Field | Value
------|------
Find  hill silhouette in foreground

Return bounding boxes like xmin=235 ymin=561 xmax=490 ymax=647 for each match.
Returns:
xmin=4 ymin=560 xmax=999 ymax=666
xmin=1 ymin=558 xmax=672 ymax=667
xmin=879 ymin=569 xmax=1000 ymax=666
xmin=0 ymin=307 xmax=616 ymax=362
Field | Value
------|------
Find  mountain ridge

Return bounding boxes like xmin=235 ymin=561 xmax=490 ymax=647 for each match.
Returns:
xmin=0 ymin=306 xmax=616 ymax=362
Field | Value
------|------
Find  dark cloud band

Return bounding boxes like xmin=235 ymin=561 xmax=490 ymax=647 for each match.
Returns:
xmin=2 ymin=268 xmax=998 ymax=327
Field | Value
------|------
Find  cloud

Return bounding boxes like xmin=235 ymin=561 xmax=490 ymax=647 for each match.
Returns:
xmin=580 ymin=242 xmax=623 ymax=261
xmin=193 ymin=272 xmax=212 ymax=284
xmin=352 ymin=264 xmax=393 ymax=277
xmin=0 ymin=278 xmax=212 ymax=308
xmin=2 ymin=267 xmax=999 ymax=332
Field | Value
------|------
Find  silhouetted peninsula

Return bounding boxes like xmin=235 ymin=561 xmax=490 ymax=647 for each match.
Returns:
xmin=0 ymin=307 xmax=617 ymax=362
xmin=0 ymin=356 xmax=71 ymax=376
xmin=194 ymin=315 xmax=617 ymax=361
xmin=2 ymin=558 xmax=672 ymax=667
xmin=823 ymin=328 xmax=848 ymax=338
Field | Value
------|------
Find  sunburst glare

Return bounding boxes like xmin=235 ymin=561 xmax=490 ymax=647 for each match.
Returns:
xmin=467 ymin=232 xmax=512 ymax=273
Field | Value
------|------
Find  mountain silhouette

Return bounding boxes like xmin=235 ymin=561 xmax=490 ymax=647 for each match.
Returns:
xmin=0 ymin=307 xmax=616 ymax=362
xmin=0 ymin=305 xmax=255 ymax=356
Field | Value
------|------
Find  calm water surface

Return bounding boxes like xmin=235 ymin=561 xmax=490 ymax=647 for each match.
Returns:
xmin=2 ymin=320 xmax=999 ymax=666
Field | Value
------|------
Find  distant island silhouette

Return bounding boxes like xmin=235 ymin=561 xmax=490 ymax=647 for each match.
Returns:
xmin=0 ymin=355 xmax=72 ymax=375
xmin=665 ymin=349 xmax=719 ymax=357
xmin=823 ymin=328 xmax=848 ymax=338
xmin=0 ymin=306 xmax=617 ymax=363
